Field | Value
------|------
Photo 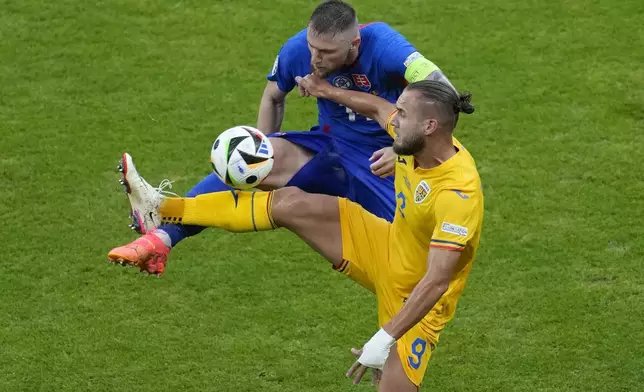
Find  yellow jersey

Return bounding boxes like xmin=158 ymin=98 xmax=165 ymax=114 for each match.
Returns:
xmin=387 ymin=118 xmax=484 ymax=335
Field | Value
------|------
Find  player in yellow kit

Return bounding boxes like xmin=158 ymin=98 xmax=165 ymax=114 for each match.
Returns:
xmin=296 ymin=76 xmax=484 ymax=388
xmin=117 ymin=79 xmax=482 ymax=390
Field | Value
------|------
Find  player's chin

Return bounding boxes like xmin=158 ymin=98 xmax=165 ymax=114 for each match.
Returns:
xmin=392 ymin=141 xmax=403 ymax=153
xmin=314 ymin=68 xmax=329 ymax=77
xmin=393 ymin=142 xmax=413 ymax=156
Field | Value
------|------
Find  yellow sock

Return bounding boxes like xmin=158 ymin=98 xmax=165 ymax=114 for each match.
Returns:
xmin=159 ymin=191 xmax=277 ymax=232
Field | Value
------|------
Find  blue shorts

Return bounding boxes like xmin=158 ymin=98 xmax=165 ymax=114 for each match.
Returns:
xmin=269 ymin=130 xmax=395 ymax=222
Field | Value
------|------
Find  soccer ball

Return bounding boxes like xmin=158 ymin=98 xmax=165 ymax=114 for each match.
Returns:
xmin=210 ymin=126 xmax=274 ymax=189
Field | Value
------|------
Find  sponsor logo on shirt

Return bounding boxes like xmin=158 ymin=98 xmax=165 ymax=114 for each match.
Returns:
xmin=414 ymin=180 xmax=431 ymax=203
xmin=441 ymin=222 xmax=469 ymax=237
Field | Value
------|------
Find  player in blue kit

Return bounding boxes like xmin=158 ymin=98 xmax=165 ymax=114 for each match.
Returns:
xmin=108 ymin=0 xmax=457 ymax=275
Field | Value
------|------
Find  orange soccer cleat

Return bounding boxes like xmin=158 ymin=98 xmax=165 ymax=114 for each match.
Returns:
xmin=108 ymin=233 xmax=171 ymax=275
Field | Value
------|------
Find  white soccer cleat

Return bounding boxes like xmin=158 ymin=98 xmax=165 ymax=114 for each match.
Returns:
xmin=117 ymin=153 xmax=176 ymax=234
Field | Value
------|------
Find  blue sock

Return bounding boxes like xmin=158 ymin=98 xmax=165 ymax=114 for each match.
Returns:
xmin=158 ymin=173 xmax=232 ymax=247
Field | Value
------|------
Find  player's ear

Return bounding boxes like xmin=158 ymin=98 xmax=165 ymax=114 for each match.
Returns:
xmin=350 ymin=36 xmax=361 ymax=49
xmin=424 ymin=119 xmax=439 ymax=136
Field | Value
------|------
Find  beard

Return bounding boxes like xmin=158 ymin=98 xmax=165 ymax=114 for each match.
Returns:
xmin=393 ymin=132 xmax=425 ymax=156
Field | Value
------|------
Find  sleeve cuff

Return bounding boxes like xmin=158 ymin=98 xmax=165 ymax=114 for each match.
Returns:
xmin=430 ymin=239 xmax=465 ymax=251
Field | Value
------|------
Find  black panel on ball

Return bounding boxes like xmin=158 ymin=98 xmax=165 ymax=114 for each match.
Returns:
xmin=246 ymin=175 xmax=258 ymax=184
xmin=238 ymin=150 xmax=268 ymax=164
xmin=227 ymin=136 xmax=248 ymax=161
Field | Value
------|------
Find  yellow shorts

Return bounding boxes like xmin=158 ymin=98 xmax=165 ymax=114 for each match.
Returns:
xmin=335 ymin=198 xmax=438 ymax=387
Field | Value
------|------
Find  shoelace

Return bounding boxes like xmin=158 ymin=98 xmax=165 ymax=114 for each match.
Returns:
xmin=156 ymin=179 xmax=180 ymax=197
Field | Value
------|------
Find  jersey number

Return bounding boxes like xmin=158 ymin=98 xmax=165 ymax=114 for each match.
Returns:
xmin=342 ymin=105 xmax=373 ymax=122
xmin=408 ymin=338 xmax=427 ymax=370
xmin=397 ymin=192 xmax=406 ymax=217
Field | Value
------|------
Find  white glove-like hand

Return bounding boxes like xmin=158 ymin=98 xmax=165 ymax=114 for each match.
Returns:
xmin=357 ymin=328 xmax=396 ymax=370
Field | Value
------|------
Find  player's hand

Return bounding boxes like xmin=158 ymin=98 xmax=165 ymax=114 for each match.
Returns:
xmin=346 ymin=347 xmax=382 ymax=386
xmin=295 ymin=74 xmax=331 ymax=98
xmin=297 ymin=83 xmax=310 ymax=97
xmin=346 ymin=328 xmax=395 ymax=385
xmin=369 ymin=147 xmax=396 ymax=178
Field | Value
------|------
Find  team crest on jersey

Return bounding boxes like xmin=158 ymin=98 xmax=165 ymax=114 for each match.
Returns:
xmin=351 ymin=74 xmax=371 ymax=90
xmin=332 ymin=75 xmax=353 ymax=89
xmin=414 ymin=181 xmax=431 ymax=203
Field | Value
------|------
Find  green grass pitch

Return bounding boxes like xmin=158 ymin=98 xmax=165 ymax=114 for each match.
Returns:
xmin=1 ymin=0 xmax=643 ymax=390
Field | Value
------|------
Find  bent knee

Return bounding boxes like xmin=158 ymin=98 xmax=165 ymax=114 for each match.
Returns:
xmin=270 ymin=187 xmax=339 ymax=230
xmin=271 ymin=187 xmax=309 ymax=225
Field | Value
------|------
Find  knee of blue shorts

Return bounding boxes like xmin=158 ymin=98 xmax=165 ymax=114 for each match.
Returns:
xmin=285 ymin=145 xmax=350 ymax=197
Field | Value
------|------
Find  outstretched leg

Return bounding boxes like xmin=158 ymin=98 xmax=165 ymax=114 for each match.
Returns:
xmin=154 ymin=137 xmax=316 ymax=247
xmin=158 ymin=187 xmax=344 ymax=268
xmin=272 ymin=188 xmax=344 ymax=267
xmin=108 ymin=139 xmax=317 ymax=274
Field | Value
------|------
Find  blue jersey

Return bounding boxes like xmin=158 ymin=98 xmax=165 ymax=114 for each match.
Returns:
xmin=167 ymin=24 xmax=439 ymax=239
xmin=267 ymin=22 xmax=422 ymax=150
